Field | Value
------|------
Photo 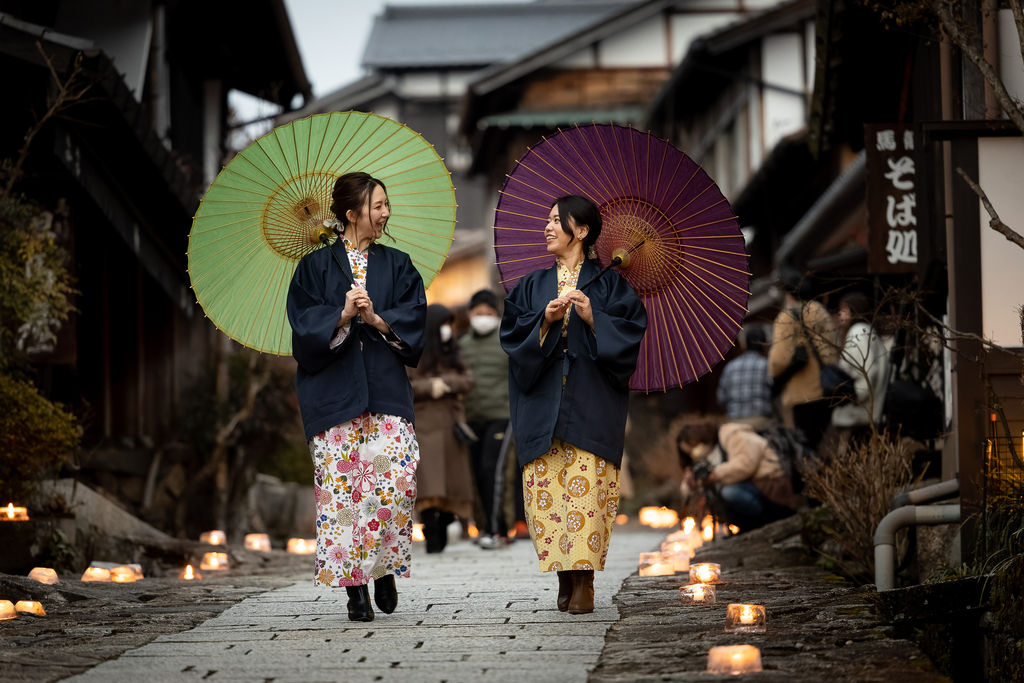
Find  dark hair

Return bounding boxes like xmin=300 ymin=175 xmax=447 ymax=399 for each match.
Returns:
xmin=742 ymin=324 xmax=768 ymax=353
xmin=553 ymin=195 xmax=602 ymax=261
xmin=469 ymin=289 xmax=498 ymax=311
xmin=419 ymin=304 xmax=464 ymax=375
xmin=777 ymin=265 xmax=815 ymax=301
xmin=330 ymin=171 xmax=389 ymax=238
xmin=838 ymin=291 xmax=872 ymax=319
xmin=676 ymin=421 xmax=720 ymax=469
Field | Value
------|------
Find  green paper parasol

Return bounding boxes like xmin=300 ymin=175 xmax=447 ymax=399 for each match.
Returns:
xmin=187 ymin=111 xmax=456 ymax=355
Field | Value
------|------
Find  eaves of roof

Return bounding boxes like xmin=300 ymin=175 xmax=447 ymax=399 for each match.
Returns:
xmin=466 ymin=0 xmax=662 ymax=98
xmin=643 ymin=0 xmax=815 ymax=126
xmin=276 ymin=74 xmax=396 ymax=124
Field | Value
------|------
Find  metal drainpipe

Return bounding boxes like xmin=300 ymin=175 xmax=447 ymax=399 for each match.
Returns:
xmin=890 ymin=477 xmax=960 ymax=511
xmin=874 ymin=503 xmax=961 ymax=591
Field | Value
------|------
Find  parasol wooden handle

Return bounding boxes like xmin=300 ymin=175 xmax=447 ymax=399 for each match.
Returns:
xmin=578 ymin=240 xmax=644 ymax=291
xmin=318 ymin=230 xmax=357 ymax=288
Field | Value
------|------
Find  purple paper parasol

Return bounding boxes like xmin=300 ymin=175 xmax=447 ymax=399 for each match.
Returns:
xmin=494 ymin=123 xmax=750 ymax=392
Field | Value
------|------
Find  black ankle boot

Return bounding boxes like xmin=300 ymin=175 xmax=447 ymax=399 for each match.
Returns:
xmin=345 ymin=585 xmax=374 ymax=622
xmin=374 ymin=575 xmax=398 ymax=614
xmin=422 ymin=507 xmax=448 ymax=554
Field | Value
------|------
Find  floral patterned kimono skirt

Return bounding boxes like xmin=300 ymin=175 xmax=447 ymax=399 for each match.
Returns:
xmin=522 ymin=259 xmax=620 ymax=573
xmin=310 ymin=412 xmax=420 ymax=586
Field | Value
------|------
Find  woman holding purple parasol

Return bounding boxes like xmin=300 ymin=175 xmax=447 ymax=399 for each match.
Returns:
xmin=500 ymin=195 xmax=647 ymax=614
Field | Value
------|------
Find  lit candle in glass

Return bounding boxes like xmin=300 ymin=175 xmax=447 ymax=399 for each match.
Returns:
xmin=15 ymin=601 xmax=46 ymax=616
xmin=199 ymin=530 xmax=226 ymax=545
xmin=28 ymin=567 xmax=59 ymax=585
xmin=178 ymin=564 xmax=202 ymax=580
xmin=81 ymin=567 xmax=111 ymax=582
xmin=725 ymin=604 xmax=766 ymax=633
xmin=0 ymin=600 xmax=17 ymax=620
xmin=638 ymin=506 xmax=678 ymax=528
xmin=286 ymin=538 xmax=316 ymax=554
xmin=2 ymin=503 xmax=29 ymax=521
xmin=706 ymin=645 xmax=762 ymax=675
xmin=110 ymin=566 xmax=138 ymax=583
xmin=200 ymin=552 xmax=229 ymax=570
xmin=412 ymin=523 xmax=425 ymax=541
xmin=244 ymin=533 xmax=271 ymax=551
xmin=689 ymin=562 xmax=722 ymax=584
xmin=728 ymin=524 xmax=740 ymax=535
xmin=638 ymin=552 xmax=675 ymax=577
xmin=679 ymin=583 xmax=716 ymax=604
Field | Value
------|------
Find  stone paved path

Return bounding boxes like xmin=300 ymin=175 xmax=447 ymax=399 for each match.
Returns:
xmin=62 ymin=530 xmax=663 ymax=683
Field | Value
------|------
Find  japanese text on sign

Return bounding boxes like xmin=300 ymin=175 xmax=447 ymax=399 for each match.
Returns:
xmin=875 ymin=128 xmax=917 ymax=265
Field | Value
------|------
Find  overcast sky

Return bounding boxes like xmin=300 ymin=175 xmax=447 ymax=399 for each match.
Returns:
xmin=283 ymin=0 xmax=527 ymax=98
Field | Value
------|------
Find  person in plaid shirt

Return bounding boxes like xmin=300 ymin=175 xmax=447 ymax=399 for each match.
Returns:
xmin=717 ymin=325 xmax=772 ymax=430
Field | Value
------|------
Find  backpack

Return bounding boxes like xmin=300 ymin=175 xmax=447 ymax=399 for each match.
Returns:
xmin=759 ymin=423 xmax=814 ymax=495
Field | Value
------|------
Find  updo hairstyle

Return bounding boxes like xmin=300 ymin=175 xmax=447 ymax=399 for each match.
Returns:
xmin=554 ymin=195 xmax=602 ymax=261
xmin=330 ymin=172 xmax=389 ymax=237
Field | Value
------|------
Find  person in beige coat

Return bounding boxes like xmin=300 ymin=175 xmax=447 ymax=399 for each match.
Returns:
xmin=768 ymin=267 xmax=837 ymax=448
xmin=408 ymin=304 xmax=475 ymax=553
xmin=679 ymin=422 xmax=798 ymax=531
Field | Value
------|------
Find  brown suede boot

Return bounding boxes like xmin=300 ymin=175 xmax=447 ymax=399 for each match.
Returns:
xmin=556 ymin=571 xmax=574 ymax=612
xmin=567 ymin=570 xmax=594 ymax=614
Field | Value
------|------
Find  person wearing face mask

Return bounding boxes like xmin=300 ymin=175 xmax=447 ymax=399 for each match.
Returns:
xmin=287 ymin=172 xmax=426 ymax=623
xmin=501 ymin=195 xmax=647 ymax=615
xmin=407 ymin=304 xmax=476 ymax=553
xmin=459 ymin=289 xmax=513 ymax=549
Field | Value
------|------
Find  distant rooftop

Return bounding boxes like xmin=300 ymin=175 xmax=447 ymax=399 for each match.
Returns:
xmin=362 ymin=1 xmax=634 ymax=69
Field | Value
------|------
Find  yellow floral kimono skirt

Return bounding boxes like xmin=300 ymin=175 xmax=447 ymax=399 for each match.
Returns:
xmin=523 ymin=440 xmax=620 ymax=572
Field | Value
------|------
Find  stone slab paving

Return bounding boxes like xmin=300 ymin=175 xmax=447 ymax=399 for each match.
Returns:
xmin=61 ymin=530 xmax=664 ymax=683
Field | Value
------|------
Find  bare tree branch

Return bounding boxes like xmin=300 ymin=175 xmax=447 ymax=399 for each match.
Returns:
xmin=955 ymin=167 xmax=1024 ymax=251
xmin=927 ymin=0 xmax=1024 ymax=133
xmin=1009 ymin=0 xmax=1024 ymax=77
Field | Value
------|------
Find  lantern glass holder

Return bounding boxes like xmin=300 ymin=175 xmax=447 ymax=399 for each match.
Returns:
xmin=28 ymin=567 xmax=59 ymax=585
xmin=200 ymin=530 xmax=226 ymax=545
xmin=200 ymin=552 xmax=230 ymax=571
xmin=0 ymin=600 xmax=16 ymax=620
xmin=689 ymin=562 xmax=722 ymax=584
xmin=725 ymin=603 xmax=766 ymax=634
xmin=244 ymin=533 xmax=271 ymax=552
xmin=15 ymin=600 xmax=46 ymax=616
xmin=706 ymin=645 xmax=763 ymax=675
xmin=81 ymin=567 xmax=111 ymax=582
xmin=638 ymin=551 xmax=675 ymax=577
xmin=679 ymin=583 xmax=716 ymax=604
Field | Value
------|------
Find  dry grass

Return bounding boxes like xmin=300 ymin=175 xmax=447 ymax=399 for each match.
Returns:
xmin=803 ymin=430 xmax=915 ymax=577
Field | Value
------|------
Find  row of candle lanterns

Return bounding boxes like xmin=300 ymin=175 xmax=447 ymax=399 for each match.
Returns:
xmin=637 ymin=516 xmax=766 ymax=675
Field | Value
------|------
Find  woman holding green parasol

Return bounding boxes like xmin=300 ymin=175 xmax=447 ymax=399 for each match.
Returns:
xmin=287 ymin=172 xmax=427 ymax=623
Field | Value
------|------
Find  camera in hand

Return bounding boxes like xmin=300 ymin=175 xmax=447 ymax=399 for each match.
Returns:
xmin=691 ymin=461 xmax=713 ymax=483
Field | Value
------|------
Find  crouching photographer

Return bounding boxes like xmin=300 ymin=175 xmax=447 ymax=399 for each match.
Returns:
xmin=677 ymin=422 xmax=798 ymax=532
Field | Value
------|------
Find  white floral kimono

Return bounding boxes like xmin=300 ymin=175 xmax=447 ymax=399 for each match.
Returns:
xmin=309 ymin=237 xmax=420 ymax=587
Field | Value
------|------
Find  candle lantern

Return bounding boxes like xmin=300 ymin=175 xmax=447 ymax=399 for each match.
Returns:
xmin=679 ymin=583 xmax=716 ymax=604
xmin=286 ymin=538 xmax=316 ymax=554
xmin=638 ymin=552 xmax=675 ymax=577
xmin=110 ymin=566 xmax=138 ymax=583
xmin=728 ymin=524 xmax=740 ymax=535
xmin=706 ymin=645 xmax=762 ymax=675
xmin=244 ymin=533 xmax=271 ymax=551
xmin=200 ymin=552 xmax=229 ymax=570
xmin=199 ymin=530 xmax=226 ymax=545
xmin=670 ymin=553 xmax=690 ymax=573
xmin=615 ymin=514 xmax=628 ymax=525
xmin=412 ymin=524 xmax=425 ymax=541
xmin=0 ymin=600 xmax=16 ymax=620
xmin=638 ymin=506 xmax=678 ymax=528
xmin=725 ymin=604 xmax=766 ymax=634
xmin=28 ymin=567 xmax=59 ymax=585
xmin=15 ymin=601 xmax=46 ymax=616
xmin=689 ymin=562 xmax=722 ymax=584
xmin=178 ymin=565 xmax=202 ymax=580
xmin=2 ymin=503 xmax=29 ymax=521
xmin=81 ymin=567 xmax=111 ymax=582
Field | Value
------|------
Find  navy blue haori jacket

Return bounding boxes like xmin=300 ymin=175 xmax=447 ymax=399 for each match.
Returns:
xmin=500 ymin=259 xmax=647 ymax=469
xmin=287 ymin=239 xmax=426 ymax=442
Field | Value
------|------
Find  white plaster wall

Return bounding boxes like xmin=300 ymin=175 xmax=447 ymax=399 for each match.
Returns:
xmin=761 ymin=33 xmax=806 ymax=150
xmin=598 ymin=15 xmax=668 ymax=67
xmin=998 ymin=10 xmax=1024 ymax=108
xmin=978 ymin=137 xmax=1024 ymax=348
xmin=747 ymin=83 xmax=763 ymax=172
xmin=553 ymin=48 xmax=597 ymax=69
xmin=397 ymin=72 xmax=444 ymax=99
xmin=670 ymin=13 xmax=739 ymax=64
